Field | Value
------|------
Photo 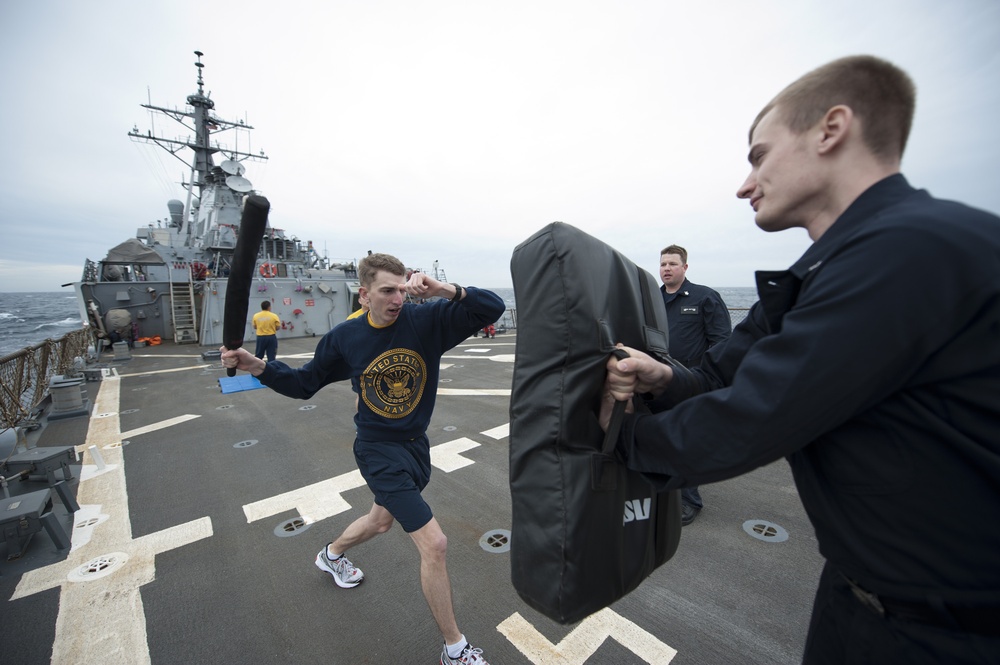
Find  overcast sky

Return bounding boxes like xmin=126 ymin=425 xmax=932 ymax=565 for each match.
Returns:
xmin=2 ymin=0 xmax=998 ymax=292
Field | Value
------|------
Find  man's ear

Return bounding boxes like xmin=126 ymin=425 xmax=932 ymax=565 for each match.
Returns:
xmin=817 ymin=105 xmax=853 ymax=155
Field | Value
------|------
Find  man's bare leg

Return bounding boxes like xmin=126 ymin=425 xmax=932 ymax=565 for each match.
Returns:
xmin=330 ymin=502 xmax=394 ymax=554
xmin=409 ymin=517 xmax=462 ymax=644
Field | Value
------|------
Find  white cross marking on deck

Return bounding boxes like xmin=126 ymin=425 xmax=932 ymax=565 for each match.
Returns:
xmin=11 ymin=376 xmax=214 ymax=665
xmin=497 ymin=608 xmax=677 ymax=664
xmin=242 ymin=438 xmax=482 ymax=524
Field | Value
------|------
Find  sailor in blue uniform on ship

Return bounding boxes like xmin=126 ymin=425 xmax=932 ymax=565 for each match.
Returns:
xmin=223 ymin=253 xmax=502 ymax=665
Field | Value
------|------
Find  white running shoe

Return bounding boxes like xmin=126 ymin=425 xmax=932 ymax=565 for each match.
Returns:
xmin=441 ymin=643 xmax=490 ymax=665
xmin=314 ymin=545 xmax=364 ymax=588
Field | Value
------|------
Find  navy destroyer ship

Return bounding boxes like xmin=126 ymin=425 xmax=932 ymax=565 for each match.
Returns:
xmin=70 ymin=51 xmax=447 ymax=348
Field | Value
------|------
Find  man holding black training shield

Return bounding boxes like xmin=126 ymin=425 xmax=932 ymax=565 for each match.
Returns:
xmin=599 ymin=56 xmax=1000 ymax=663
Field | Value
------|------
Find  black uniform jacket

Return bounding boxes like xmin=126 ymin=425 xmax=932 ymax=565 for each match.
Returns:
xmin=660 ymin=279 xmax=731 ymax=368
xmin=618 ymin=174 xmax=1000 ymax=602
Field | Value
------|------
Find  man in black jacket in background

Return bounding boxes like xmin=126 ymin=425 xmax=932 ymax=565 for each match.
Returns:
xmin=658 ymin=244 xmax=731 ymax=525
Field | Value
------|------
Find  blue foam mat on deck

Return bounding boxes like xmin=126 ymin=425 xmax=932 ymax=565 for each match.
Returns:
xmin=218 ymin=375 xmax=265 ymax=394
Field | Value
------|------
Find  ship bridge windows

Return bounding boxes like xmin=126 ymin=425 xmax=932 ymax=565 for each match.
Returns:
xmin=148 ymin=229 xmax=172 ymax=245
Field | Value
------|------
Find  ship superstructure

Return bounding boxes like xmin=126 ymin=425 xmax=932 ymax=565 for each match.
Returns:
xmin=71 ymin=51 xmax=396 ymax=347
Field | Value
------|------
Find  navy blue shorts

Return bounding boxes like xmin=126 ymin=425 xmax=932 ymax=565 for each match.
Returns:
xmin=353 ymin=435 xmax=433 ymax=533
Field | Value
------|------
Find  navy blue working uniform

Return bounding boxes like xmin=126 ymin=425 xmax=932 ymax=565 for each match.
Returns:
xmin=660 ymin=279 xmax=731 ymax=513
xmin=618 ymin=175 xmax=1000 ymax=662
xmin=258 ymin=287 xmax=504 ymax=531
xmin=660 ymin=280 xmax=731 ymax=369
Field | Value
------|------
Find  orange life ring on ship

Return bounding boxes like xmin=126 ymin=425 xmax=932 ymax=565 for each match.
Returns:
xmin=259 ymin=262 xmax=278 ymax=278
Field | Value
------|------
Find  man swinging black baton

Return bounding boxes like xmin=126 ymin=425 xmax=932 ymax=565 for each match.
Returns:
xmin=223 ymin=194 xmax=270 ymax=375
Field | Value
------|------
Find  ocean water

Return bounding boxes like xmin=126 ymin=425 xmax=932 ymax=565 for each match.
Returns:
xmin=0 ymin=292 xmax=84 ymax=357
xmin=714 ymin=286 xmax=759 ymax=309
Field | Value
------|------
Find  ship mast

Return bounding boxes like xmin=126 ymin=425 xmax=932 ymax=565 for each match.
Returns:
xmin=128 ymin=51 xmax=268 ymax=240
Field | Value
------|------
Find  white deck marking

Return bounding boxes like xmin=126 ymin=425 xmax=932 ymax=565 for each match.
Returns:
xmin=242 ymin=438 xmax=482 ymax=524
xmin=243 ymin=470 xmax=366 ymax=525
xmin=70 ymin=414 xmax=201 ymax=455
xmin=124 ymin=364 xmax=216 ymax=378
xmin=79 ymin=463 xmax=119 ymax=481
xmin=437 ymin=388 xmax=512 ymax=396
xmin=119 ymin=414 xmax=200 ymax=440
xmin=429 ymin=437 xmax=480 ymax=472
xmin=443 ymin=353 xmax=515 ymax=363
xmin=11 ymin=377 xmax=214 ymax=665
xmin=128 ymin=354 xmax=208 ymax=359
xmin=67 ymin=504 xmax=108 ymax=551
xmin=482 ymin=423 xmax=509 ymax=440
xmin=498 ymin=608 xmax=677 ymax=664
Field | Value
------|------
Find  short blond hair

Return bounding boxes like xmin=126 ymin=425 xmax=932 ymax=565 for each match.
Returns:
xmin=750 ymin=55 xmax=916 ymax=161
xmin=358 ymin=253 xmax=406 ymax=287
xmin=660 ymin=245 xmax=687 ymax=264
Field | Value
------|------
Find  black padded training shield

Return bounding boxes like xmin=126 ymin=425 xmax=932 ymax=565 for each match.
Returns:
xmin=223 ymin=194 xmax=270 ymax=375
xmin=509 ymin=221 xmax=681 ymax=624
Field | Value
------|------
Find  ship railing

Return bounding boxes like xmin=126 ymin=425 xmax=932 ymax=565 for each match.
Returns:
xmin=82 ymin=259 xmax=100 ymax=283
xmin=729 ymin=308 xmax=750 ymax=328
xmin=0 ymin=328 xmax=93 ymax=430
xmin=497 ymin=308 xmax=517 ymax=332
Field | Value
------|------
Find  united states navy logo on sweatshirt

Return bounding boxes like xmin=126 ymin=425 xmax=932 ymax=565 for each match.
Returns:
xmin=361 ymin=348 xmax=427 ymax=418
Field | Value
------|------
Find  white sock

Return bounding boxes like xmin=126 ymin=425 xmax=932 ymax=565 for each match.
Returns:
xmin=446 ymin=635 xmax=468 ymax=659
xmin=326 ymin=545 xmax=342 ymax=559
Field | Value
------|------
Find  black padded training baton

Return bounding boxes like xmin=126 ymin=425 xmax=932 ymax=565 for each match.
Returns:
xmin=223 ymin=194 xmax=270 ymax=376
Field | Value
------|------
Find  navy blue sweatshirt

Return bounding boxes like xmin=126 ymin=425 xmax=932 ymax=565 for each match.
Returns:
xmin=258 ymin=286 xmax=504 ymax=442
